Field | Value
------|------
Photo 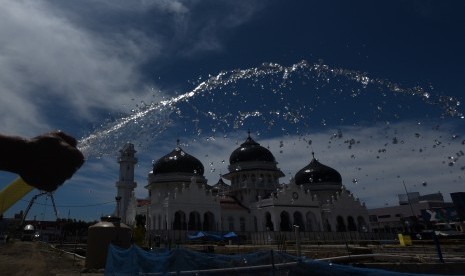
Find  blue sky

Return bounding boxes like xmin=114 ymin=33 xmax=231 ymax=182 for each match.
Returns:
xmin=1 ymin=0 xmax=464 ymax=221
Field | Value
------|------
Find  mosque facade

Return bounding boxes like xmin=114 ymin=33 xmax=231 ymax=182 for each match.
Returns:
xmin=116 ymin=134 xmax=370 ymax=233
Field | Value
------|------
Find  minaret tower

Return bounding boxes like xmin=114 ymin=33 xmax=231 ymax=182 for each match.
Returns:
xmin=115 ymin=143 xmax=138 ymax=224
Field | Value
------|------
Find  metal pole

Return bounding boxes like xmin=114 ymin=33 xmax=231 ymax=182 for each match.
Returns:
xmin=49 ymin=193 xmax=59 ymax=220
xmin=270 ymin=249 xmax=276 ymax=276
xmin=432 ymin=231 xmax=444 ymax=263
xmin=294 ymin=225 xmax=301 ymax=257
xmin=403 ymin=181 xmax=416 ymax=232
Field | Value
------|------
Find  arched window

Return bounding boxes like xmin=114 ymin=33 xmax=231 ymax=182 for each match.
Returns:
xmin=293 ymin=211 xmax=305 ymax=231
xmin=254 ymin=216 xmax=258 ymax=232
xmin=336 ymin=216 xmax=346 ymax=232
xmin=188 ymin=212 xmax=201 ymax=231
xmin=203 ymin=212 xmax=215 ymax=231
xmin=265 ymin=212 xmax=274 ymax=231
xmin=280 ymin=211 xmax=292 ymax=231
xmin=347 ymin=216 xmax=357 ymax=231
xmin=259 ymin=174 xmax=265 ymax=187
xmin=173 ymin=211 xmax=186 ymax=230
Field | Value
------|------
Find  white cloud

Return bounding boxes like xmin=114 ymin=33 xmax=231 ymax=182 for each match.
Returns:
xmin=0 ymin=1 xmax=161 ymax=136
xmin=0 ymin=0 xmax=264 ymax=137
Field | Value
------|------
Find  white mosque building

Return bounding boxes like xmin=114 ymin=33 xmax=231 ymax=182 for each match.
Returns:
xmin=116 ymin=133 xmax=370 ymax=233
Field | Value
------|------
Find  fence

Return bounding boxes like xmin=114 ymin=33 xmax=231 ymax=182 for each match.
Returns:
xmin=145 ymin=230 xmax=397 ymax=247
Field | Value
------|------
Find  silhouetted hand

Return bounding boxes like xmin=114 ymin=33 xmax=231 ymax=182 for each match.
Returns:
xmin=17 ymin=131 xmax=84 ymax=192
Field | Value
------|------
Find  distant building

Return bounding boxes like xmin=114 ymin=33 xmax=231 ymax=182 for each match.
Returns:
xmin=368 ymin=192 xmax=456 ymax=233
xmin=450 ymin=192 xmax=465 ymax=221
xmin=118 ymin=133 xmax=370 ymax=233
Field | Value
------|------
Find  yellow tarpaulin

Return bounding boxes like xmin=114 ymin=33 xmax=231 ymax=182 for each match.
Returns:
xmin=0 ymin=177 xmax=34 ymax=214
xmin=398 ymin=233 xmax=412 ymax=246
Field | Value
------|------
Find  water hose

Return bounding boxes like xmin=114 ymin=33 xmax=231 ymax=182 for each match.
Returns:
xmin=0 ymin=177 xmax=34 ymax=214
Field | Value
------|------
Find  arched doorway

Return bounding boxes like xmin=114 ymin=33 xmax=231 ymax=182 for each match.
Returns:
xmin=347 ymin=216 xmax=357 ymax=231
xmin=265 ymin=212 xmax=274 ymax=231
xmin=336 ymin=216 xmax=346 ymax=232
xmin=203 ymin=212 xmax=215 ymax=231
xmin=280 ymin=211 xmax=292 ymax=231
xmin=188 ymin=211 xmax=201 ymax=231
xmin=173 ymin=211 xmax=186 ymax=230
xmin=293 ymin=211 xmax=305 ymax=231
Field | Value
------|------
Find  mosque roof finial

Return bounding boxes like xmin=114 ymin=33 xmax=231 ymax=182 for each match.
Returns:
xmin=312 ymin=151 xmax=315 ymax=159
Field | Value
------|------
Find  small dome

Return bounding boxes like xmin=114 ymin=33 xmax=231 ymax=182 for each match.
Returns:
xmin=212 ymin=178 xmax=228 ymax=188
xmin=152 ymin=146 xmax=204 ymax=175
xmin=230 ymin=134 xmax=276 ymax=164
xmin=295 ymin=156 xmax=342 ymax=185
xmin=211 ymin=178 xmax=230 ymax=191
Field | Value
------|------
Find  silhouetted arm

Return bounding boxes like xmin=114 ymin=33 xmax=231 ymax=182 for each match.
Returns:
xmin=0 ymin=131 xmax=84 ymax=192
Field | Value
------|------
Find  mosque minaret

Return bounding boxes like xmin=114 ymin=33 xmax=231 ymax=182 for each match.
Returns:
xmin=115 ymin=142 xmax=138 ymax=224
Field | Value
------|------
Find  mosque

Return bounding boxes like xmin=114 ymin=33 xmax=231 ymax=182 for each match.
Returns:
xmin=115 ymin=133 xmax=370 ymax=233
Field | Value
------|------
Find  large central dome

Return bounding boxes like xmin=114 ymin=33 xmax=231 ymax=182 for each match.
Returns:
xmin=152 ymin=146 xmax=204 ymax=175
xmin=294 ymin=155 xmax=342 ymax=185
xmin=229 ymin=134 xmax=276 ymax=164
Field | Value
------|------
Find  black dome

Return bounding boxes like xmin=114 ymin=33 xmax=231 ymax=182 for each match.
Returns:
xmin=295 ymin=157 xmax=342 ymax=185
xmin=229 ymin=135 xmax=276 ymax=164
xmin=153 ymin=147 xmax=204 ymax=175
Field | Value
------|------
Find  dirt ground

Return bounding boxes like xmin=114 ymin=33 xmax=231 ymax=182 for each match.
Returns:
xmin=0 ymin=240 xmax=85 ymax=276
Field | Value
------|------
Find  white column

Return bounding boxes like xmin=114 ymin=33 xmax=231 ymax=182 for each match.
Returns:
xmin=115 ymin=143 xmax=138 ymax=224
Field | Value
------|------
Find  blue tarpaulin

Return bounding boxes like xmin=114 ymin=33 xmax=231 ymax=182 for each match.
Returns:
xmin=223 ymin=231 xmax=238 ymax=240
xmin=187 ymin=231 xmax=232 ymax=241
xmin=187 ymin=231 xmax=206 ymax=240
xmin=104 ymin=244 xmax=449 ymax=275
